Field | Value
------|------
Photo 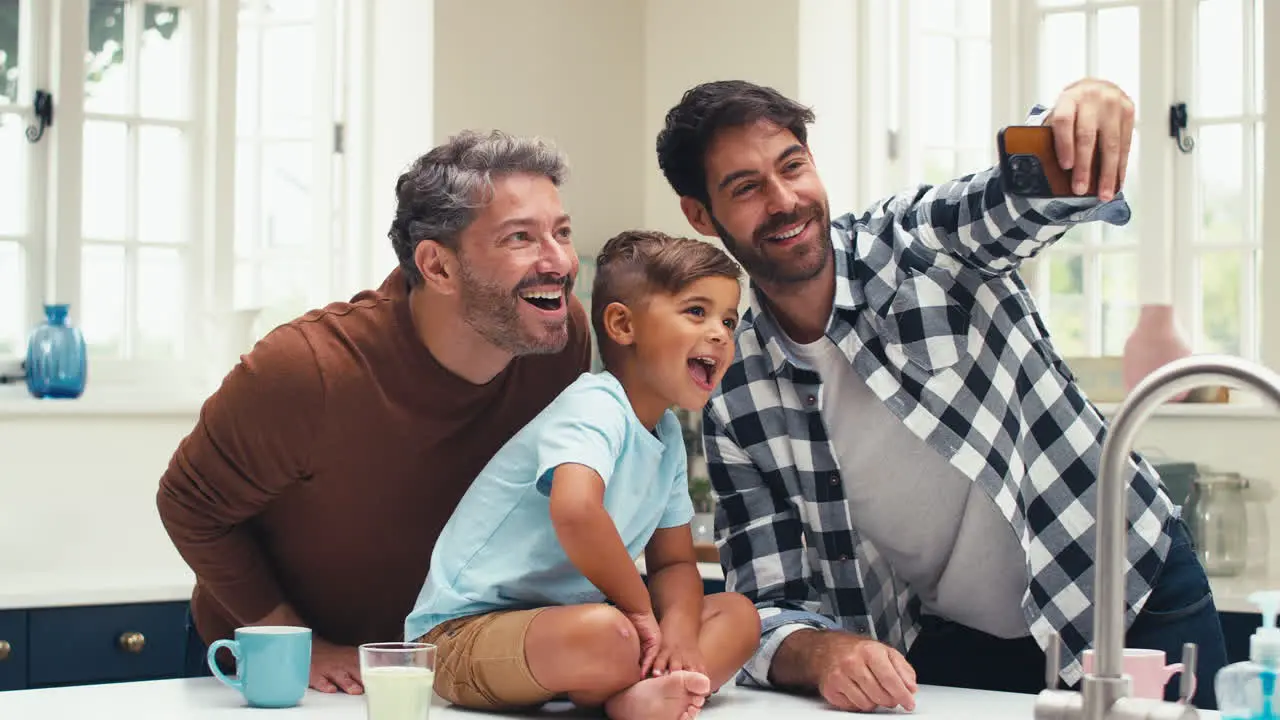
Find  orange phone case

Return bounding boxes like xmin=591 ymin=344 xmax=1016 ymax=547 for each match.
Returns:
xmin=996 ymin=126 xmax=1100 ymax=198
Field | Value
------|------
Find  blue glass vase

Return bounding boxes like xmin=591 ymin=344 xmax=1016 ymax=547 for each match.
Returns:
xmin=25 ymin=304 xmax=88 ymax=399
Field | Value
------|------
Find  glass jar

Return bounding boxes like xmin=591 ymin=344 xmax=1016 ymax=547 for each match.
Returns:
xmin=1184 ymin=471 xmax=1249 ymax=576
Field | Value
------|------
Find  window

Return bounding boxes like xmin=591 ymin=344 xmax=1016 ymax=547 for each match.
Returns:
xmin=233 ymin=0 xmax=347 ymax=337
xmin=0 ymin=0 xmax=205 ymax=385
xmin=79 ymin=0 xmax=199 ymax=365
xmin=1023 ymin=0 xmax=1268 ymax=361
xmin=0 ymin=0 xmax=38 ymax=361
xmin=1 ymin=0 xmax=352 ymax=392
xmin=1175 ymin=0 xmax=1265 ymax=358
xmin=898 ymin=0 xmax=995 ymax=187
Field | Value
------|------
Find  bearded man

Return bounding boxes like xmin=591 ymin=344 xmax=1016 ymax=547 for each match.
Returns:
xmin=157 ymin=130 xmax=592 ymax=695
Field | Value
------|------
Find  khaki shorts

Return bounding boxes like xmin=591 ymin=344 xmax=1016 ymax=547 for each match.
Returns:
xmin=417 ymin=608 xmax=555 ymax=710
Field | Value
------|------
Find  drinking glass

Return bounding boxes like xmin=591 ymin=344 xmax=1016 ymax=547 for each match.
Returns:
xmin=358 ymin=642 xmax=437 ymax=720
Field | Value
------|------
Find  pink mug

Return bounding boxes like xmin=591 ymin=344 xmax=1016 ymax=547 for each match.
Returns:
xmin=1081 ymin=648 xmax=1195 ymax=701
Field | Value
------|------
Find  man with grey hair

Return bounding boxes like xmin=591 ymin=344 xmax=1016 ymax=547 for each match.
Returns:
xmin=157 ymin=130 xmax=592 ymax=695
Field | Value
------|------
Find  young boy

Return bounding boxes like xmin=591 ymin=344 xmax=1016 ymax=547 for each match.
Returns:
xmin=403 ymin=230 xmax=761 ymax=720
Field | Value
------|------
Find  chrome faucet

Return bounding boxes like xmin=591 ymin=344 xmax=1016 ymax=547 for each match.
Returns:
xmin=1035 ymin=354 xmax=1280 ymax=720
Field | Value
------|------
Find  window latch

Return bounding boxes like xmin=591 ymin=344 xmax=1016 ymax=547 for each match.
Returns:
xmin=1169 ymin=102 xmax=1194 ymax=154
xmin=26 ymin=90 xmax=53 ymax=143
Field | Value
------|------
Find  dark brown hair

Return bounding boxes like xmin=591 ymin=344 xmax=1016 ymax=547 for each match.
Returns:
xmin=590 ymin=230 xmax=742 ymax=370
xmin=655 ymin=80 xmax=816 ymax=206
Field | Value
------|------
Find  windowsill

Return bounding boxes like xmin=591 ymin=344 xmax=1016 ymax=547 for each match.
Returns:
xmin=0 ymin=383 xmax=208 ymax=418
xmin=1092 ymin=398 xmax=1278 ymax=420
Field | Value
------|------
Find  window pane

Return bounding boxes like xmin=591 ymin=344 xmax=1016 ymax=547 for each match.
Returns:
xmin=1197 ymin=250 xmax=1244 ymax=354
xmin=135 ymin=246 xmax=182 ymax=358
xmin=916 ymin=0 xmax=956 ymax=31
xmin=257 ymin=256 xmax=313 ymax=326
xmin=234 ymin=258 xmax=256 ymax=307
xmin=0 ymin=0 xmax=20 ymax=106
xmin=923 ymin=148 xmax=956 ymax=186
xmin=235 ymin=140 xmax=257 ymax=257
xmin=1044 ymin=253 xmax=1086 ymax=356
xmin=264 ymin=0 xmax=314 ymax=21
xmin=0 ymin=240 xmax=24 ymax=358
xmin=0 ymin=112 xmax=27 ymax=235
xmin=261 ymin=141 xmax=312 ymax=248
xmin=139 ymin=4 xmax=188 ymax=119
xmin=81 ymin=244 xmax=126 ymax=357
xmin=1196 ymin=124 xmax=1244 ymax=245
xmin=86 ymin=0 xmax=128 ymax=115
xmin=959 ymin=148 xmax=991 ymax=175
xmin=261 ymin=24 xmax=313 ymax=136
xmin=957 ymin=39 xmax=991 ymax=149
xmin=1256 ymin=122 xmax=1264 ymax=241
xmin=921 ymin=35 xmax=956 ymax=148
xmin=137 ymin=125 xmax=186 ymax=243
xmin=1096 ymin=5 xmax=1140 ymax=120
xmin=1197 ymin=0 xmax=1244 ymax=118
xmin=1039 ymin=12 xmax=1085 ymax=103
xmin=1255 ymin=0 xmax=1265 ymax=113
xmin=1100 ymin=253 xmax=1138 ymax=356
xmin=958 ymin=0 xmax=990 ymax=34
xmin=1102 ymin=133 xmax=1139 ymax=245
xmin=82 ymin=120 xmax=128 ymax=240
xmin=236 ymin=26 xmax=259 ymax=135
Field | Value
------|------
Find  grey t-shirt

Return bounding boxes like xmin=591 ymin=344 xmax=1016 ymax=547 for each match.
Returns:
xmin=784 ymin=334 xmax=1030 ymax=639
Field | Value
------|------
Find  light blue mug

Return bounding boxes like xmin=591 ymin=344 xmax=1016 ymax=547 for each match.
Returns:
xmin=207 ymin=625 xmax=312 ymax=708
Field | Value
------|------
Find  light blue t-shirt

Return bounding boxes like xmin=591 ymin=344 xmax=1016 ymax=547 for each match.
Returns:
xmin=403 ymin=371 xmax=694 ymax=642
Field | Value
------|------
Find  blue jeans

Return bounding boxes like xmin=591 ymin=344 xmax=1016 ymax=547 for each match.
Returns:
xmin=906 ymin=517 xmax=1227 ymax=709
xmin=184 ymin=608 xmax=217 ymax=678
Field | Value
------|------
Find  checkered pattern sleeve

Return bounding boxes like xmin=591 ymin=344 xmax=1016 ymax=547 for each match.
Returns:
xmin=883 ymin=105 xmax=1131 ymax=277
xmin=702 ymin=402 xmax=840 ymax=688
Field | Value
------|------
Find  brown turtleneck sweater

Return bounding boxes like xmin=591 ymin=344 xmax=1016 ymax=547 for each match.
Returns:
xmin=156 ymin=268 xmax=592 ymax=647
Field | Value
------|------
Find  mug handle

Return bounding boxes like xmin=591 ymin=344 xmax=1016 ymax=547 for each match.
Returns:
xmin=207 ymin=639 xmax=243 ymax=691
xmin=1164 ymin=662 xmax=1195 ymax=701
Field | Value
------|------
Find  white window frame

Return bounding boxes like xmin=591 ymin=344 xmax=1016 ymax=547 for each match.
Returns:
xmin=1170 ymin=0 xmax=1266 ymax=361
xmin=1 ymin=0 xmax=52 ymax=358
xmin=227 ymin=0 xmax=348 ymax=339
xmin=34 ymin=0 xmax=210 ymax=388
xmin=1013 ymin=0 xmax=1272 ymax=368
xmin=4 ymin=0 xmax=359 ymax=397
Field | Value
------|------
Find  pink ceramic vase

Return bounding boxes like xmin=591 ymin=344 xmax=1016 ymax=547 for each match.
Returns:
xmin=1122 ymin=304 xmax=1192 ymax=401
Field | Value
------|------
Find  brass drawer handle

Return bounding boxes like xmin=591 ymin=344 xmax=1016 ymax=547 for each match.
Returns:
xmin=0 ymin=640 xmax=10 ymax=661
xmin=118 ymin=631 xmax=146 ymax=654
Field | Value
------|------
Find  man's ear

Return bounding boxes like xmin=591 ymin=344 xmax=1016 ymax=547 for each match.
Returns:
xmin=415 ymin=239 xmax=458 ymax=294
xmin=601 ymin=301 xmax=636 ymax=349
xmin=680 ymin=197 xmax=719 ymax=238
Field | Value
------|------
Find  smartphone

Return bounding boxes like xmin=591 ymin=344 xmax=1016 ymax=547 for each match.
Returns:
xmin=996 ymin=125 xmax=1101 ymax=198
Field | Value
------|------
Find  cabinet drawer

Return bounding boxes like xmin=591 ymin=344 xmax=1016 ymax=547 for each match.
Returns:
xmin=0 ymin=610 xmax=28 ymax=691
xmin=29 ymin=602 xmax=188 ymax=687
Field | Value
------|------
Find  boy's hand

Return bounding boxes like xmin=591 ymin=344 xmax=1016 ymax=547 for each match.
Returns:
xmin=651 ymin=633 xmax=707 ymax=679
xmin=624 ymin=611 xmax=663 ymax=676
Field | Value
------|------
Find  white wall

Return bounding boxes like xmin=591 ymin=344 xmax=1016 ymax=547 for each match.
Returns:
xmin=0 ymin=414 xmax=197 ymax=589
xmin=433 ymin=0 xmax=645 ymax=259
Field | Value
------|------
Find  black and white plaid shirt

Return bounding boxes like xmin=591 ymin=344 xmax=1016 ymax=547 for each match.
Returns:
xmin=702 ymin=106 xmax=1176 ymax=689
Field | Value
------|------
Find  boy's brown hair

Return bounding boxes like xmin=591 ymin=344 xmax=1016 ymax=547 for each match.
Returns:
xmin=590 ymin=230 xmax=742 ymax=371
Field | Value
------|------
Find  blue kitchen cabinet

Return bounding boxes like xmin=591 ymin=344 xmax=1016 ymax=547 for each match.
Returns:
xmin=0 ymin=610 xmax=28 ymax=691
xmin=0 ymin=601 xmax=193 ymax=691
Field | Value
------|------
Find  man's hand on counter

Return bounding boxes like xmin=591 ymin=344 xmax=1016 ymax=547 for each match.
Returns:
xmin=771 ymin=628 xmax=917 ymax=713
xmin=248 ymin=601 xmax=363 ymax=694
xmin=309 ymin=638 xmax=363 ymax=694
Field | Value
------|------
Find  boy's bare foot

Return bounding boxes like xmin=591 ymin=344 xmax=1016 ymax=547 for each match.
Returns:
xmin=604 ymin=670 xmax=710 ymax=720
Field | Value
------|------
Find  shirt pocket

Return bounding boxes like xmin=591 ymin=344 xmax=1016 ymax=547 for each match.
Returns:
xmin=880 ymin=266 xmax=972 ymax=373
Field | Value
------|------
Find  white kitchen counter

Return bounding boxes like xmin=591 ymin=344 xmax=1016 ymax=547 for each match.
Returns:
xmin=0 ymin=676 xmax=1222 ymax=719
xmin=0 ymin=569 xmax=195 ymax=610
